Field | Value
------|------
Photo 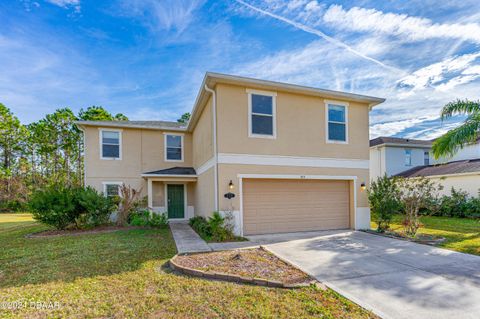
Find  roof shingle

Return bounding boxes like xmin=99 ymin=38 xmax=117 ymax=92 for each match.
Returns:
xmin=370 ymin=137 xmax=432 ymax=147
xmin=76 ymin=120 xmax=186 ymax=130
xmin=143 ymin=167 xmax=196 ymax=175
xmin=396 ymin=159 xmax=480 ymax=177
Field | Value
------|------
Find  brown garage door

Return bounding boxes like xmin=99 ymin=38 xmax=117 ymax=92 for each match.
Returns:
xmin=243 ymin=179 xmax=350 ymax=235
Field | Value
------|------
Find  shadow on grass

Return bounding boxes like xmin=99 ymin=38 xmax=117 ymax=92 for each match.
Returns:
xmin=0 ymin=217 xmax=177 ymax=289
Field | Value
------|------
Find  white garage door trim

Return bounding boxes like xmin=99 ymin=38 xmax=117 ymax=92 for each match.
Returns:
xmin=237 ymin=174 xmax=358 ymax=236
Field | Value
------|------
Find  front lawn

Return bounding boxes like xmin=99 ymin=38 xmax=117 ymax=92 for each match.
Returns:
xmin=0 ymin=214 xmax=376 ymax=318
xmin=371 ymin=215 xmax=480 ymax=256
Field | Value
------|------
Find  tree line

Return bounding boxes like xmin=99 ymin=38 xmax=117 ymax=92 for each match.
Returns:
xmin=0 ymin=104 xmax=128 ymax=211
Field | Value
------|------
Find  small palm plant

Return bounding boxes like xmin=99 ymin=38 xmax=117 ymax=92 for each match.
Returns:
xmin=432 ymin=99 xmax=480 ymax=159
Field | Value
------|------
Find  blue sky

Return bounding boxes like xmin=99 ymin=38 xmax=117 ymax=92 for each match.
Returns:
xmin=1 ymin=0 xmax=480 ymax=139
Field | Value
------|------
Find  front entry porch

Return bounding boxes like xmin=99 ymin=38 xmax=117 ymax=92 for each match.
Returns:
xmin=142 ymin=167 xmax=197 ymax=221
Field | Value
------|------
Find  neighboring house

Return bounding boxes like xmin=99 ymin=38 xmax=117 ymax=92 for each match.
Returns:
xmin=397 ymin=159 xmax=480 ymax=196
xmin=397 ymin=137 xmax=480 ymax=197
xmin=76 ymin=72 xmax=385 ymax=236
xmin=369 ymin=137 xmax=432 ymax=180
xmin=370 ymin=136 xmax=480 ymax=197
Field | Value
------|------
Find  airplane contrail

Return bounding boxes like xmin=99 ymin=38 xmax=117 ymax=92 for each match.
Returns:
xmin=235 ymin=0 xmax=405 ymax=74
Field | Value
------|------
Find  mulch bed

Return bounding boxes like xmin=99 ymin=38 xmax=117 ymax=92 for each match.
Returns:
xmin=172 ymin=247 xmax=314 ymax=286
xmin=363 ymin=229 xmax=446 ymax=246
xmin=26 ymin=225 xmax=144 ymax=238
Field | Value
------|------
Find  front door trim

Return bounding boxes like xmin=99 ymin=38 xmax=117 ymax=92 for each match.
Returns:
xmin=237 ymin=174 xmax=358 ymax=237
xmin=165 ymin=183 xmax=187 ymax=220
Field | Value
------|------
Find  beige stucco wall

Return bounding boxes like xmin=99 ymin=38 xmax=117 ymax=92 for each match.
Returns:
xmin=215 ymin=83 xmax=370 ymax=160
xmin=84 ymin=126 xmax=193 ymax=196
xmin=428 ymin=174 xmax=480 ymax=197
xmin=152 ymin=181 xmax=165 ymax=207
xmin=192 ymin=96 xmax=214 ymax=168
xmin=193 ymin=167 xmax=215 ymax=217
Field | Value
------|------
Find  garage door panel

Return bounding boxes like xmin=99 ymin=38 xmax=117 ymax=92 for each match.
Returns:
xmin=243 ymin=179 xmax=350 ymax=235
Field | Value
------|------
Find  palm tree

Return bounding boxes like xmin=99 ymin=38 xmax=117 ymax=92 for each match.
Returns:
xmin=432 ymin=99 xmax=480 ymax=159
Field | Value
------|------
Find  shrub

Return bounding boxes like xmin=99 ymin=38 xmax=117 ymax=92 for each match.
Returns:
xmin=397 ymin=177 xmax=442 ymax=237
xmin=189 ymin=212 xmax=236 ymax=242
xmin=29 ymin=186 xmax=116 ymax=230
xmin=128 ymin=209 xmax=168 ymax=228
xmin=29 ymin=187 xmax=79 ymax=230
xmin=465 ymin=197 xmax=480 ymax=218
xmin=189 ymin=216 xmax=211 ymax=237
xmin=129 ymin=209 xmax=150 ymax=226
xmin=76 ymin=187 xmax=116 ymax=227
xmin=368 ymin=175 xmax=402 ymax=232
xmin=149 ymin=212 xmax=169 ymax=227
xmin=418 ymin=187 xmax=480 ymax=219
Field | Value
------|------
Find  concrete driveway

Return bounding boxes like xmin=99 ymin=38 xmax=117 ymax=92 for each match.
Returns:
xmin=247 ymin=230 xmax=480 ymax=319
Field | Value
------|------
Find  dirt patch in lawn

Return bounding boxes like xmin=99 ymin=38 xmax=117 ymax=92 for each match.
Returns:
xmin=26 ymin=225 xmax=145 ymax=238
xmin=173 ymin=247 xmax=313 ymax=285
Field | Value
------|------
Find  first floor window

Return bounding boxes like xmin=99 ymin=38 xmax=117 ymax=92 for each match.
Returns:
xmin=166 ymin=134 xmax=183 ymax=161
xmin=104 ymin=183 xmax=120 ymax=198
xmin=405 ymin=149 xmax=412 ymax=166
xmin=327 ymin=104 xmax=347 ymax=142
xmin=101 ymin=130 xmax=121 ymax=159
xmin=250 ymin=93 xmax=275 ymax=137
xmin=424 ymin=151 xmax=430 ymax=165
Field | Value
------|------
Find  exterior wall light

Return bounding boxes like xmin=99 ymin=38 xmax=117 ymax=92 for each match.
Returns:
xmin=360 ymin=182 xmax=366 ymax=191
xmin=225 ymin=180 xmax=235 ymax=199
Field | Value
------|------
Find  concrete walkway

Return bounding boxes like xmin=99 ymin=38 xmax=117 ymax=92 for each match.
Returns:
xmin=169 ymin=222 xmax=211 ymax=254
xmin=248 ymin=230 xmax=480 ymax=319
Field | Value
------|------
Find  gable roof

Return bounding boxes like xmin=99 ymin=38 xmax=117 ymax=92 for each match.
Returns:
xmin=370 ymin=137 xmax=432 ymax=148
xmin=142 ymin=167 xmax=197 ymax=176
xmin=76 ymin=120 xmax=185 ymax=131
xmin=396 ymin=159 xmax=480 ymax=178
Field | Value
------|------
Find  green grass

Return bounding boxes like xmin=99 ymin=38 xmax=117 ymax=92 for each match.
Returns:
xmin=0 ymin=214 xmax=376 ymax=318
xmin=371 ymin=215 xmax=480 ymax=256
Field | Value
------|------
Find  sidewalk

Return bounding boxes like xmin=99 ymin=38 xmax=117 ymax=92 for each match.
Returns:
xmin=169 ymin=222 xmax=212 ymax=254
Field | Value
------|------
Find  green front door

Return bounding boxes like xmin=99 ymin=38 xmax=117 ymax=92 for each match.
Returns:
xmin=167 ymin=184 xmax=185 ymax=219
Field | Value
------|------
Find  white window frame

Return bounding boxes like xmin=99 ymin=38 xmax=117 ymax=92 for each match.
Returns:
xmin=325 ymin=100 xmax=349 ymax=144
xmin=405 ymin=149 xmax=412 ymax=166
xmin=99 ymin=128 xmax=122 ymax=160
xmin=102 ymin=181 xmax=123 ymax=197
xmin=164 ymin=132 xmax=184 ymax=162
xmin=247 ymin=88 xmax=277 ymax=139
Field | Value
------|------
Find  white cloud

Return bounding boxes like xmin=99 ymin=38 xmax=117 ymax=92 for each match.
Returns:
xmin=402 ymin=122 xmax=460 ymax=140
xmin=45 ymin=0 xmax=80 ymax=12
xmin=369 ymin=116 xmax=439 ymax=139
xmin=397 ymin=52 xmax=480 ymax=93
xmin=120 ymin=0 xmax=205 ymax=33
xmin=323 ymin=5 xmax=480 ymax=44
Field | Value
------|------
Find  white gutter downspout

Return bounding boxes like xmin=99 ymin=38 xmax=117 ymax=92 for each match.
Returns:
xmin=204 ymin=84 xmax=219 ymax=211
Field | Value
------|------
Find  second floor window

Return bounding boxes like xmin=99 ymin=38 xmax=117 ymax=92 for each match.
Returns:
xmin=405 ymin=149 xmax=412 ymax=166
xmin=424 ymin=151 xmax=430 ymax=165
xmin=165 ymin=134 xmax=183 ymax=161
xmin=101 ymin=130 xmax=121 ymax=159
xmin=327 ymin=104 xmax=347 ymax=142
xmin=249 ymin=91 xmax=276 ymax=138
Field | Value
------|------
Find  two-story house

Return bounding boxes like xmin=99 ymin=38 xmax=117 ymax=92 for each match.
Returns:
xmin=370 ymin=136 xmax=480 ymax=197
xmin=76 ymin=73 xmax=385 ymax=236
xmin=369 ymin=137 xmax=432 ymax=180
